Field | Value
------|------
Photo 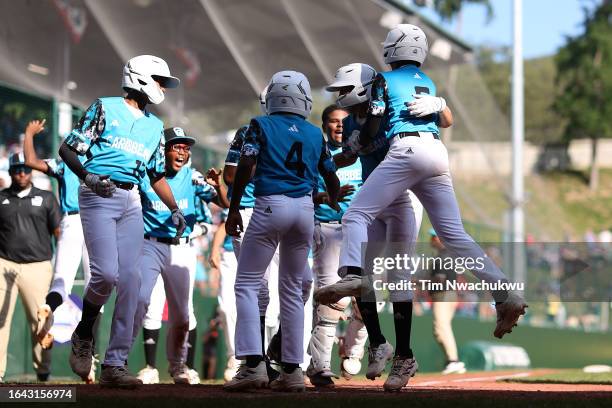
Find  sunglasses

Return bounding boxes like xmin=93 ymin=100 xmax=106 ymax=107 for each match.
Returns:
xmin=9 ymin=166 xmax=32 ymax=175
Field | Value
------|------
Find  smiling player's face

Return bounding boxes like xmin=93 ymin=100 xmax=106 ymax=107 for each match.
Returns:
xmin=165 ymin=143 xmax=191 ymax=173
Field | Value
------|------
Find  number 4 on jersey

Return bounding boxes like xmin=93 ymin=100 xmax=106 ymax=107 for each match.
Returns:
xmin=284 ymin=142 xmax=306 ymax=177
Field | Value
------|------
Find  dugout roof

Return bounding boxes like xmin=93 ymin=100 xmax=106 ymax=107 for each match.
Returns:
xmin=0 ymin=0 xmax=472 ymax=150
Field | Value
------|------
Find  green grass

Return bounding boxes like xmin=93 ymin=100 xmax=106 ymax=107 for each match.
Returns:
xmin=503 ymin=369 xmax=612 ymax=385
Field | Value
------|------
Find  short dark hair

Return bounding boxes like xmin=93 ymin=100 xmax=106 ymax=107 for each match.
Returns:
xmin=321 ymin=104 xmax=348 ymax=125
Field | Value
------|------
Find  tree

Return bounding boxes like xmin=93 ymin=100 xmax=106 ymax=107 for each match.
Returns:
xmin=554 ymin=1 xmax=612 ymax=191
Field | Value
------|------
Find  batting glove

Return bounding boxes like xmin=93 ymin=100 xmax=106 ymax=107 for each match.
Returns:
xmin=406 ymin=94 xmax=447 ymax=117
xmin=84 ymin=173 xmax=116 ymax=198
xmin=171 ymin=208 xmax=187 ymax=239
xmin=345 ymin=130 xmax=363 ymax=154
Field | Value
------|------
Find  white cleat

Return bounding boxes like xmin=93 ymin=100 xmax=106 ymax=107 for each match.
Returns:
xmin=223 ymin=355 xmax=240 ymax=382
xmin=69 ymin=332 xmax=94 ymax=381
xmin=137 ymin=365 xmax=160 ymax=385
xmin=224 ymin=361 xmax=268 ymax=392
xmin=270 ymin=367 xmax=305 ymax=392
xmin=187 ymin=368 xmax=200 ymax=385
xmin=36 ymin=304 xmax=54 ymax=350
xmin=383 ymin=356 xmax=418 ymax=392
xmin=442 ymin=361 xmax=466 ymax=375
xmin=314 ymin=274 xmax=363 ymax=305
xmin=365 ymin=341 xmax=394 ymax=380
xmin=494 ymin=292 xmax=528 ymax=339
xmin=169 ymin=363 xmax=191 ymax=385
xmin=341 ymin=357 xmax=362 ymax=379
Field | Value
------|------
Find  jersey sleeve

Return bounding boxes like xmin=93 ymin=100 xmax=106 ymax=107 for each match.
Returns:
xmin=368 ymin=74 xmax=388 ymax=117
xmin=44 ymin=159 xmax=64 ymax=179
xmin=318 ymin=135 xmax=337 ymax=176
xmin=193 ymin=170 xmax=218 ymax=202
xmin=241 ymin=119 xmax=265 ymax=158
xmin=146 ymin=129 xmax=166 ymax=179
xmin=225 ymin=125 xmax=249 ymax=166
xmin=65 ymin=100 xmax=106 ymax=155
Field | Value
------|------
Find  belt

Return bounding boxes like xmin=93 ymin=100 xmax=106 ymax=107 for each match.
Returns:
xmin=64 ymin=210 xmax=79 ymax=216
xmin=111 ymin=180 xmax=135 ymax=190
xmin=394 ymin=131 xmax=440 ymax=140
xmin=321 ymin=220 xmax=341 ymax=225
xmin=144 ymin=235 xmax=190 ymax=245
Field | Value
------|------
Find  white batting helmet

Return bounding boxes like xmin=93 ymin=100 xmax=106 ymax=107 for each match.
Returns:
xmin=265 ymin=70 xmax=313 ymax=118
xmin=122 ymin=55 xmax=180 ymax=105
xmin=326 ymin=63 xmax=377 ymax=108
xmin=259 ymin=85 xmax=269 ymax=115
xmin=382 ymin=24 xmax=428 ymax=65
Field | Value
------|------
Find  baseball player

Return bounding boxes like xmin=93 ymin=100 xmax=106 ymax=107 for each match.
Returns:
xmin=22 ymin=120 xmax=97 ymax=367
xmin=209 ymin=210 xmax=240 ymax=381
xmin=59 ymin=55 xmax=186 ymax=388
xmin=315 ymin=25 xmax=528 ymax=391
xmin=306 ymin=104 xmax=366 ymax=387
xmin=224 ymin=70 xmax=340 ymax=392
xmin=323 ymin=63 xmax=424 ymax=390
xmin=136 ymin=169 xmax=215 ymax=385
xmin=130 ymin=127 xmax=228 ymax=385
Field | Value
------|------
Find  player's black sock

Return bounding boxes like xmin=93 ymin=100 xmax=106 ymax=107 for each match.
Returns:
xmin=260 ymin=315 xmax=266 ymax=355
xmin=246 ymin=355 xmax=263 ymax=368
xmin=186 ymin=328 xmax=197 ymax=369
xmin=92 ymin=312 xmax=102 ymax=354
xmin=281 ymin=362 xmax=299 ymax=373
xmin=45 ymin=291 xmax=63 ymax=312
xmin=355 ymin=299 xmax=386 ymax=347
xmin=346 ymin=266 xmax=363 ymax=276
xmin=75 ymin=299 xmax=102 ymax=339
xmin=392 ymin=301 xmax=414 ymax=358
xmin=143 ymin=328 xmax=160 ymax=368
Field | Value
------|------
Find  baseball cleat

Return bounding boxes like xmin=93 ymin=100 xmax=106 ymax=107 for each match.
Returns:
xmin=187 ymin=368 xmax=200 ymax=385
xmin=270 ymin=367 xmax=305 ymax=392
xmin=265 ymin=358 xmax=281 ymax=383
xmin=69 ymin=332 xmax=94 ymax=380
xmin=224 ymin=361 xmax=268 ymax=392
xmin=306 ymin=362 xmax=338 ymax=388
xmin=137 ymin=365 xmax=159 ymax=384
xmin=314 ymin=274 xmax=363 ymax=305
xmin=442 ymin=361 xmax=466 ymax=375
xmin=494 ymin=293 xmax=528 ymax=339
xmin=365 ymin=341 xmax=394 ymax=380
xmin=341 ymin=357 xmax=362 ymax=379
xmin=169 ymin=363 xmax=191 ymax=385
xmin=223 ymin=356 xmax=239 ymax=382
xmin=99 ymin=365 xmax=142 ymax=389
xmin=266 ymin=331 xmax=282 ymax=363
xmin=383 ymin=356 xmax=418 ymax=392
xmin=36 ymin=304 xmax=54 ymax=350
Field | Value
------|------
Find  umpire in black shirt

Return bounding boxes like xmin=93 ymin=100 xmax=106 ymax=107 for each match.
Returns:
xmin=0 ymin=153 xmax=61 ymax=382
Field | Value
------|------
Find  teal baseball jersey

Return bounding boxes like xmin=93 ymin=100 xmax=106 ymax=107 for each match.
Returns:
xmin=369 ymin=65 xmax=440 ymax=138
xmin=45 ymin=158 xmax=81 ymax=213
xmin=315 ymin=145 xmax=362 ymax=222
xmin=219 ymin=209 xmax=234 ymax=252
xmin=141 ymin=166 xmax=216 ymax=238
xmin=241 ymin=114 xmax=336 ymax=198
xmin=225 ymin=125 xmax=256 ymax=208
xmin=341 ymin=114 xmax=389 ymax=182
xmin=65 ymin=97 xmax=165 ymax=184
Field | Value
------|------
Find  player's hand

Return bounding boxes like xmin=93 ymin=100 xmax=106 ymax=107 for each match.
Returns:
xmin=25 ymin=119 xmax=46 ymax=137
xmin=84 ymin=173 xmax=116 ymax=198
xmin=205 ymin=168 xmax=222 ymax=187
xmin=209 ymin=249 xmax=221 ymax=269
xmin=406 ymin=94 xmax=447 ymax=117
xmin=225 ymin=210 xmax=243 ymax=237
xmin=338 ymin=184 xmax=355 ymax=202
xmin=328 ymin=199 xmax=341 ymax=213
xmin=171 ymin=208 xmax=187 ymax=239
xmin=345 ymin=130 xmax=363 ymax=154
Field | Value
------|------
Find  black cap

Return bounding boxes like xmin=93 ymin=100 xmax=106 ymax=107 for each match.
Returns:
xmin=164 ymin=127 xmax=196 ymax=146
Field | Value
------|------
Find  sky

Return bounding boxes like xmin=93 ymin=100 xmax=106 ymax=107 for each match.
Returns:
xmin=412 ymin=0 xmax=602 ymax=59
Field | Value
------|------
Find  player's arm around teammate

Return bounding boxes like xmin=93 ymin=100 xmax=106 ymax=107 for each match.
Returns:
xmin=58 ymin=55 xmax=184 ymax=388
